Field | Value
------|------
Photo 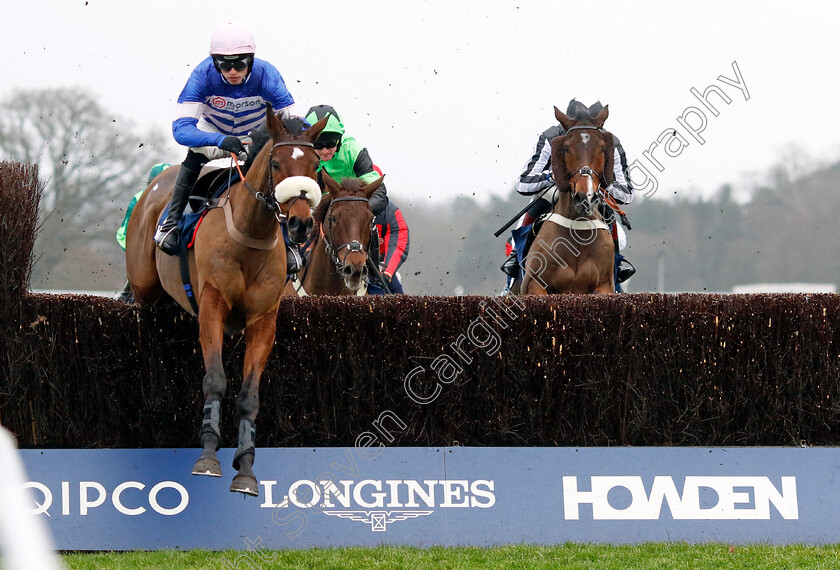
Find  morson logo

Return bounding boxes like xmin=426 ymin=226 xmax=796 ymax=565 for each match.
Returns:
xmin=208 ymin=96 xmax=263 ymax=112
xmin=261 ymin=479 xmax=496 ymax=532
xmin=563 ymin=476 xmax=798 ymax=520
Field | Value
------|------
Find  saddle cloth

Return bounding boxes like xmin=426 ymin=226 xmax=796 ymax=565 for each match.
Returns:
xmin=156 ymin=169 xmax=241 ymax=256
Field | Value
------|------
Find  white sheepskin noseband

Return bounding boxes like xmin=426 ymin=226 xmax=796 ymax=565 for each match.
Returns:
xmin=274 ymin=176 xmax=322 ymax=208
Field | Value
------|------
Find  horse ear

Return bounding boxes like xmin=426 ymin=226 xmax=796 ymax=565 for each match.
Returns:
xmin=305 ymin=116 xmax=329 ymax=142
xmin=322 ymin=169 xmax=341 ymax=198
xmin=592 ymin=105 xmax=609 ymax=129
xmin=549 ymin=135 xmax=568 ymax=189
xmin=554 ymin=106 xmax=575 ymax=131
xmin=265 ymin=103 xmax=287 ymax=139
xmin=362 ymin=175 xmax=384 ymax=199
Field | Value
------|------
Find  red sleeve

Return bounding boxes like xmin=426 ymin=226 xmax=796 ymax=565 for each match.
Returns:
xmin=382 ymin=208 xmax=409 ymax=277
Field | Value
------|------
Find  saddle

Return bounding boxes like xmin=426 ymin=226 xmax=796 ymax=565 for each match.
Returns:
xmin=154 ymin=168 xmax=243 ymax=314
xmin=156 ymin=168 xmax=242 ymax=256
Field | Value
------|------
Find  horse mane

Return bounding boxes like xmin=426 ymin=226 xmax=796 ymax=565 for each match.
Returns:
xmin=336 ymin=178 xmax=367 ymax=196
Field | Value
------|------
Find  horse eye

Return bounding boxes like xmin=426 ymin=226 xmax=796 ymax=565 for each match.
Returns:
xmin=602 ymin=146 xmax=607 ymax=153
xmin=562 ymin=146 xmax=569 ymax=153
xmin=270 ymin=161 xmax=280 ymax=170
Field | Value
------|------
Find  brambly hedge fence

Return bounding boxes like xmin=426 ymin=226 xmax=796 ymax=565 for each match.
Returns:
xmin=2 ymin=161 xmax=840 ymax=449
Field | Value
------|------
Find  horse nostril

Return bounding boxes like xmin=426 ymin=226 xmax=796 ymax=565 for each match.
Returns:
xmin=341 ymin=266 xmax=354 ymax=278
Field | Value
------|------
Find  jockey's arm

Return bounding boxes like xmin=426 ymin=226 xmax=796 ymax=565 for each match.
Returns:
xmin=353 ymin=148 xmax=389 ymax=215
xmin=173 ymin=106 xmax=226 ymax=149
xmin=516 ymin=128 xmax=557 ymax=196
xmin=607 ymin=138 xmax=634 ymax=205
xmin=379 ymin=206 xmax=410 ymax=278
xmin=172 ymin=64 xmax=227 ymax=148
xmin=260 ymin=60 xmax=296 ymax=117
xmin=274 ymin=102 xmax=297 ymax=120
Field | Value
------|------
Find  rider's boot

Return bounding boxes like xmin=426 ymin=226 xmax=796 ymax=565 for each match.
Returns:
xmin=286 ymin=243 xmax=303 ymax=276
xmin=499 ymin=274 xmax=514 ymax=296
xmin=117 ymin=280 xmax=133 ymax=303
xmin=154 ymin=164 xmax=200 ymax=255
xmin=501 ymin=250 xmax=520 ymax=278
xmin=617 ymin=258 xmax=636 ymax=283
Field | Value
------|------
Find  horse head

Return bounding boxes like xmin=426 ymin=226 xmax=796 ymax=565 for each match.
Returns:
xmin=550 ymin=104 xmax=611 ymax=218
xmin=317 ymin=172 xmax=383 ymax=292
xmin=261 ymin=104 xmax=329 ymax=244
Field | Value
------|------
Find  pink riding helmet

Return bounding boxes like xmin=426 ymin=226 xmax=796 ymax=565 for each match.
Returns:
xmin=209 ymin=22 xmax=256 ymax=56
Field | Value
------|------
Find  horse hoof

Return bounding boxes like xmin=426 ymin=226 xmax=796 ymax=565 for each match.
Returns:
xmin=192 ymin=457 xmax=222 ymax=477
xmin=230 ymin=475 xmax=259 ymax=496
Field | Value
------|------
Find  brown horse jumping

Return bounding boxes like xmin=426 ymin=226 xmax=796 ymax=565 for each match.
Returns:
xmin=521 ymin=105 xmax=616 ymax=294
xmin=286 ymin=174 xmax=383 ymax=296
xmin=125 ymin=106 xmax=327 ymax=495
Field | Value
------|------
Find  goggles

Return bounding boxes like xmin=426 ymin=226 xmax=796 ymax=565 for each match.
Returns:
xmin=314 ymin=138 xmax=340 ymax=150
xmin=214 ymin=56 xmax=251 ymax=72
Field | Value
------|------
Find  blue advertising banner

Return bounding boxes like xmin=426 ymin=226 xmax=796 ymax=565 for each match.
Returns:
xmin=17 ymin=447 xmax=839 ymax=550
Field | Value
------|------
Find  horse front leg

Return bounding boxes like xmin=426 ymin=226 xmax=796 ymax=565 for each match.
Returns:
xmin=192 ymin=284 xmax=231 ymax=477
xmin=230 ymin=309 xmax=277 ymax=496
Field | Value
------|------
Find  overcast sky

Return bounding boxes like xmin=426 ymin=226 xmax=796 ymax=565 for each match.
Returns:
xmin=6 ymin=0 xmax=839 ymax=208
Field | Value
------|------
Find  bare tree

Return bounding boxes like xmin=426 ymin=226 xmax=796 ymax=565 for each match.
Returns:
xmin=0 ymin=88 xmax=173 ymax=289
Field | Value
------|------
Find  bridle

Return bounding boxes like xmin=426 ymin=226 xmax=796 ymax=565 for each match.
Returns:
xmin=229 ymin=140 xmax=317 ymax=226
xmin=560 ymin=125 xmax=606 ymax=193
xmin=323 ymin=196 xmax=375 ymax=273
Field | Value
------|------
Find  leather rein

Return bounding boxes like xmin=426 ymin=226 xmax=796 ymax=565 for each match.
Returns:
xmin=223 ymin=141 xmax=316 ymax=250
xmin=239 ymin=141 xmax=316 ymax=220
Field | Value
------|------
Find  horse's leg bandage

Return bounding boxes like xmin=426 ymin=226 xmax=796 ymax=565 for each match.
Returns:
xmin=200 ymin=398 xmax=221 ymax=451
xmin=233 ymin=418 xmax=256 ymax=471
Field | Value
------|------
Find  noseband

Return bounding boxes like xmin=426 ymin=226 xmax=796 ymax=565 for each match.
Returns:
xmin=323 ymin=196 xmax=374 ymax=272
xmin=569 ymin=165 xmax=601 ymax=186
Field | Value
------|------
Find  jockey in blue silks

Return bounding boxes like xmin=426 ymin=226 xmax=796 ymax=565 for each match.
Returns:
xmin=154 ymin=21 xmax=298 ymax=255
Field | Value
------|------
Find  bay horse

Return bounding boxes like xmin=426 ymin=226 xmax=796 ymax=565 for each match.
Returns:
xmin=520 ymin=105 xmax=616 ymax=294
xmin=285 ymin=173 xmax=383 ymax=296
xmin=125 ymin=105 xmax=327 ymax=496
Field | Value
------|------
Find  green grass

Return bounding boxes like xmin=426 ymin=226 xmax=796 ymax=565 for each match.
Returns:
xmin=61 ymin=543 xmax=840 ymax=569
